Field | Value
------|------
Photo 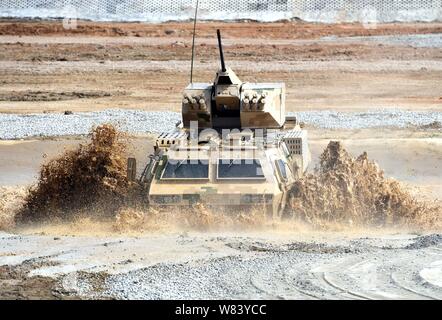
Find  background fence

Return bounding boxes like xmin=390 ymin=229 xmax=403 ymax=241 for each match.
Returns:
xmin=0 ymin=0 xmax=441 ymax=23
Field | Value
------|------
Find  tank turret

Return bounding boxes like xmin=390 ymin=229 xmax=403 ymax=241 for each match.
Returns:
xmin=182 ymin=30 xmax=286 ymax=130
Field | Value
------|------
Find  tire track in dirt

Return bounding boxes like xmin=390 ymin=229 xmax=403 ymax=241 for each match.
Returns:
xmin=390 ymin=273 xmax=437 ymax=300
xmin=307 ymin=249 xmax=442 ymax=300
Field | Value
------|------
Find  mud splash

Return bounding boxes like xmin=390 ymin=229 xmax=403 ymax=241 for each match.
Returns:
xmin=14 ymin=124 xmax=132 ymax=224
xmin=287 ymin=141 xmax=441 ymax=230
xmin=0 ymin=186 xmax=26 ymax=230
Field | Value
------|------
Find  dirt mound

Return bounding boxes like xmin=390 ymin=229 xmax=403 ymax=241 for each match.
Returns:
xmin=0 ymin=260 xmax=74 ymax=300
xmin=287 ymin=141 xmax=441 ymax=230
xmin=0 ymin=90 xmax=117 ymax=102
xmin=15 ymin=124 xmax=131 ymax=223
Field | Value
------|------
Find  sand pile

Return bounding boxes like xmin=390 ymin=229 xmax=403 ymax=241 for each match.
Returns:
xmin=287 ymin=141 xmax=441 ymax=229
xmin=15 ymin=124 xmax=131 ymax=223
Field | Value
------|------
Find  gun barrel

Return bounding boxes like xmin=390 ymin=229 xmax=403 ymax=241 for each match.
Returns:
xmin=216 ymin=29 xmax=226 ymax=72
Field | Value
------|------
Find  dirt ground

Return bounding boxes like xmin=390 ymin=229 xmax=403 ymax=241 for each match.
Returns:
xmin=1 ymin=19 xmax=441 ymax=38
xmin=0 ymin=20 xmax=440 ymax=113
xmin=0 ymin=20 xmax=441 ymax=300
xmin=0 ymin=260 xmax=78 ymax=300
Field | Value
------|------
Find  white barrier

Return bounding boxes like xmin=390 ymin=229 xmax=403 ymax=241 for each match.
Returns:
xmin=0 ymin=0 xmax=441 ymax=23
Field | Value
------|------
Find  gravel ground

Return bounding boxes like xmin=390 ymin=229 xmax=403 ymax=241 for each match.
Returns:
xmin=296 ymin=110 xmax=442 ymax=130
xmin=101 ymin=244 xmax=442 ymax=300
xmin=1 ymin=109 xmax=441 ymax=139
xmin=2 ymin=60 xmax=441 ymax=74
xmin=321 ymin=33 xmax=442 ymax=48
xmin=87 ymin=233 xmax=442 ymax=300
xmin=0 ymin=110 xmax=180 ymax=139
xmin=2 ymin=231 xmax=440 ymax=300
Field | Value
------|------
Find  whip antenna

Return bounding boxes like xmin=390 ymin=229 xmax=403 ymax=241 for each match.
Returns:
xmin=190 ymin=0 xmax=199 ymax=83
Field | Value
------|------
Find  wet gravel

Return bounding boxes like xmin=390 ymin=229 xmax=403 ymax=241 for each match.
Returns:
xmin=101 ymin=253 xmax=322 ymax=299
xmin=96 ymin=236 xmax=442 ymax=300
xmin=1 ymin=109 xmax=441 ymax=139
xmin=405 ymin=234 xmax=442 ymax=249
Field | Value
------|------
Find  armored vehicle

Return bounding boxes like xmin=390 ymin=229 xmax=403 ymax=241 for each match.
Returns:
xmin=128 ymin=30 xmax=310 ymax=218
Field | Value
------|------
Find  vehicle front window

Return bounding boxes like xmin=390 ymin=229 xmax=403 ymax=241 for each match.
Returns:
xmin=161 ymin=159 xmax=209 ymax=179
xmin=217 ymin=159 xmax=265 ymax=179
